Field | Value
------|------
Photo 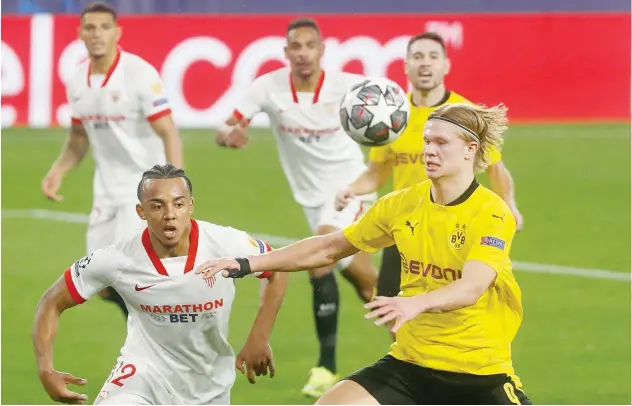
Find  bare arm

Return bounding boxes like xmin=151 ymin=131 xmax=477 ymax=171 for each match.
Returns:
xmin=33 ymin=275 xmax=89 ymax=403
xmin=33 ymin=276 xmax=77 ymax=375
xmin=349 ymin=160 xmax=393 ymax=195
xmin=366 ymin=261 xmax=498 ymax=332
xmin=150 ymin=114 xmax=184 ymax=169
xmin=48 ymin=123 xmax=90 ymax=176
xmin=486 ymin=161 xmax=517 ymax=210
xmin=196 ymin=231 xmax=361 ymax=279
xmin=417 ymin=260 xmax=497 ymax=313
xmin=248 ymin=231 xmax=359 ymax=273
xmin=486 ymin=161 xmax=523 ymax=230
xmin=248 ymin=272 xmax=289 ymax=342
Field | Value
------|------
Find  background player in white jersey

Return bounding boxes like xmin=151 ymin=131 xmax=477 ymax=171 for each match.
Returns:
xmin=33 ymin=164 xmax=288 ymax=405
xmin=40 ymin=2 xmax=184 ymax=320
xmin=215 ymin=17 xmax=376 ymax=397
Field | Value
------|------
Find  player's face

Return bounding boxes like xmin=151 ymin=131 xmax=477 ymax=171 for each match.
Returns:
xmin=136 ymin=178 xmax=194 ymax=246
xmin=405 ymin=39 xmax=450 ymax=92
xmin=423 ymin=120 xmax=477 ymax=179
xmin=285 ymin=27 xmax=324 ymax=78
xmin=79 ymin=12 xmax=120 ymax=58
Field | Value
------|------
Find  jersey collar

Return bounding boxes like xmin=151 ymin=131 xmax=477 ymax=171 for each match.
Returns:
xmin=87 ymin=47 xmax=122 ymax=88
xmin=429 ymin=178 xmax=480 ymax=206
xmin=142 ymin=219 xmax=200 ymax=276
xmin=290 ymin=70 xmax=325 ymax=103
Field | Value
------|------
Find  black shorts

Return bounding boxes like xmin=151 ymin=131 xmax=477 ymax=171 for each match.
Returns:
xmin=345 ymin=355 xmax=531 ymax=405
xmin=376 ymin=245 xmax=401 ymax=297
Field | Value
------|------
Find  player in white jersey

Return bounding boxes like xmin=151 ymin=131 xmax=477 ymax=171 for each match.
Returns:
xmin=41 ymin=2 xmax=184 ymax=320
xmin=33 ymin=164 xmax=288 ymax=405
xmin=216 ymin=18 xmax=377 ymax=397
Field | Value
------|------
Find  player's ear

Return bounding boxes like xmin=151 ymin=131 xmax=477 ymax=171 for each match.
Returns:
xmin=443 ymin=57 xmax=451 ymax=76
xmin=115 ymin=25 xmax=122 ymax=42
xmin=465 ymin=141 xmax=478 ymax=159
xmin=283 ymin=45 xmax=289 ymax=61
xmin=318 ymin=41 xmax=325 ymax=58
xmin=136 ymin=203 xmax=146 ymax=220
xmin=189 ymin=197 xmax=194 ymax=214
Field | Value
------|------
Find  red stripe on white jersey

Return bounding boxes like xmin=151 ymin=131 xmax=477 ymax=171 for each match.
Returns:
xmin=256 ymin=240 xmax=273 ymax=279
xmin=64 ymin=267 xmax=86 ymax=304
xmin=147 ymin=108 xmax=171 ymax=122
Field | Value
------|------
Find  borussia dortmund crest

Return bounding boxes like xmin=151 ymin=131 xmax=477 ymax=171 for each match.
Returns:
xmin=449 ymin=223 xmax=467 ymax=250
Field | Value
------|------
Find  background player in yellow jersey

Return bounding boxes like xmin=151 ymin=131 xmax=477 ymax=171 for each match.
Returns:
xmin=336 ymin=32 xmax=523 ymax=304
xmin=196 ymin=102 xmax=531 ymax=405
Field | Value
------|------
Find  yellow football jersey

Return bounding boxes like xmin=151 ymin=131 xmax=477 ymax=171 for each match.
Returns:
xmin=369 ymin=92 xmax=502 ymax=190
xmin=343 ymin=179 xmax=522 ymax=376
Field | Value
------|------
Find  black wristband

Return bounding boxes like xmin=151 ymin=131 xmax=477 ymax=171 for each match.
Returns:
xmin=226 ymin=257 xmax=252 ymax=278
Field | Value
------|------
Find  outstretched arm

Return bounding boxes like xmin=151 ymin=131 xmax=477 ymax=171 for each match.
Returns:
xmin=196 ymin=231 xmax=360 ymax=279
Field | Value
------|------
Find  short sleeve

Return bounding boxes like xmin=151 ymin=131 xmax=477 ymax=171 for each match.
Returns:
xmin=233 ymin=75 xmax=268 ymax=121
xmin=136 ymin=63 xmax=172 ymax=122
xmin=223 ymin=227 xmax=274 ymax=279
xmin=63 ymin=248 xmax=119 ymax=304
xmin=65 ymin=82 xmax=81 ymax=125
xmin=369 ymin=145 xmax=393 ymax=163
xmin=343 ymin=191 xmax=402 ymax=253
xmin=466 ymin=201 xmax=516 ymax=274
xmin=487 ymin=145 xmax=502 ymax=166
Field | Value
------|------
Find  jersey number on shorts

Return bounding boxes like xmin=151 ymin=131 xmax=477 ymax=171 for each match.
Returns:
xmin=106 ymin=361 xmax=137 ymax=387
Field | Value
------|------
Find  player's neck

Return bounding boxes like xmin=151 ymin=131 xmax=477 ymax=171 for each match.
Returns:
xmin=149 ymin=228 xmax=191 ymax=258
xmin=430 ymin=174 xmax=476 ymax=206
xmin=291 ymin=67 xmax=323 ymax=92
xmin=90 ymin=48 xmax=119 ymax=75
xmin=411 ymin=85 xmax=447 ymax=107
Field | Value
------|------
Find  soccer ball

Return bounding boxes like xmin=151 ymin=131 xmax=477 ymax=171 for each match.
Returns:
xmin=339 ymin=77 xmax=410 ymax=146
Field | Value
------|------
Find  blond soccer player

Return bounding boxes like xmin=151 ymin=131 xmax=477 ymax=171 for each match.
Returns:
xmin=197 ymin=103 xmax=531 ymax=405
xmin=335 ymin=32 xmax=523 ymax=308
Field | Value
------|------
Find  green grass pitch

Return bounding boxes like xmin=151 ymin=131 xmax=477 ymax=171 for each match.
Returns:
xmin=1 ymin=123 xmax=630 ymax=404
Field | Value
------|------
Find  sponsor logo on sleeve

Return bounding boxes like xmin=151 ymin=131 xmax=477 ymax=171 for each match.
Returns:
xmin=480 ymin=236 xmax=505 ymax=250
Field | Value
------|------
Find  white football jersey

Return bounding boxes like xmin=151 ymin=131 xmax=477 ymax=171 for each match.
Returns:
xmin=64 ymin=219 xmax=272 ymax=404
xmin=234 ymin=67 xmax=368 ymax=207
xmin=66 ymin=49 xmax=170 ymax=206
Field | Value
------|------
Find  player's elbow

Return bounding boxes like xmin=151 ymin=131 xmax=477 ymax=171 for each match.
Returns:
xmin=267 ymin=270 xmax=289 ymax=288
xmin=463 ymin=288 xmax=484 ymax=307
xmin=461 ymin=279 xmax=493 ymax=307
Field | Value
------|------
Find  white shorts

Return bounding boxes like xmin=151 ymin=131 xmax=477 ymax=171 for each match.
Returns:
xmin=94 ymin=357 xmax=231 ymax=405
xmin=87 ymin=202 xmax=147 ymax=252
xmin=303 ymin=193 xmax=375 ymax=270
xmin=94 ymin=358 xmax=175 ymax=405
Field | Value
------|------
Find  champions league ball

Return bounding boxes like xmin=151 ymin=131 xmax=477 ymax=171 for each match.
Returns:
xmin=339 ymin=77 xmax=410 ymax=146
